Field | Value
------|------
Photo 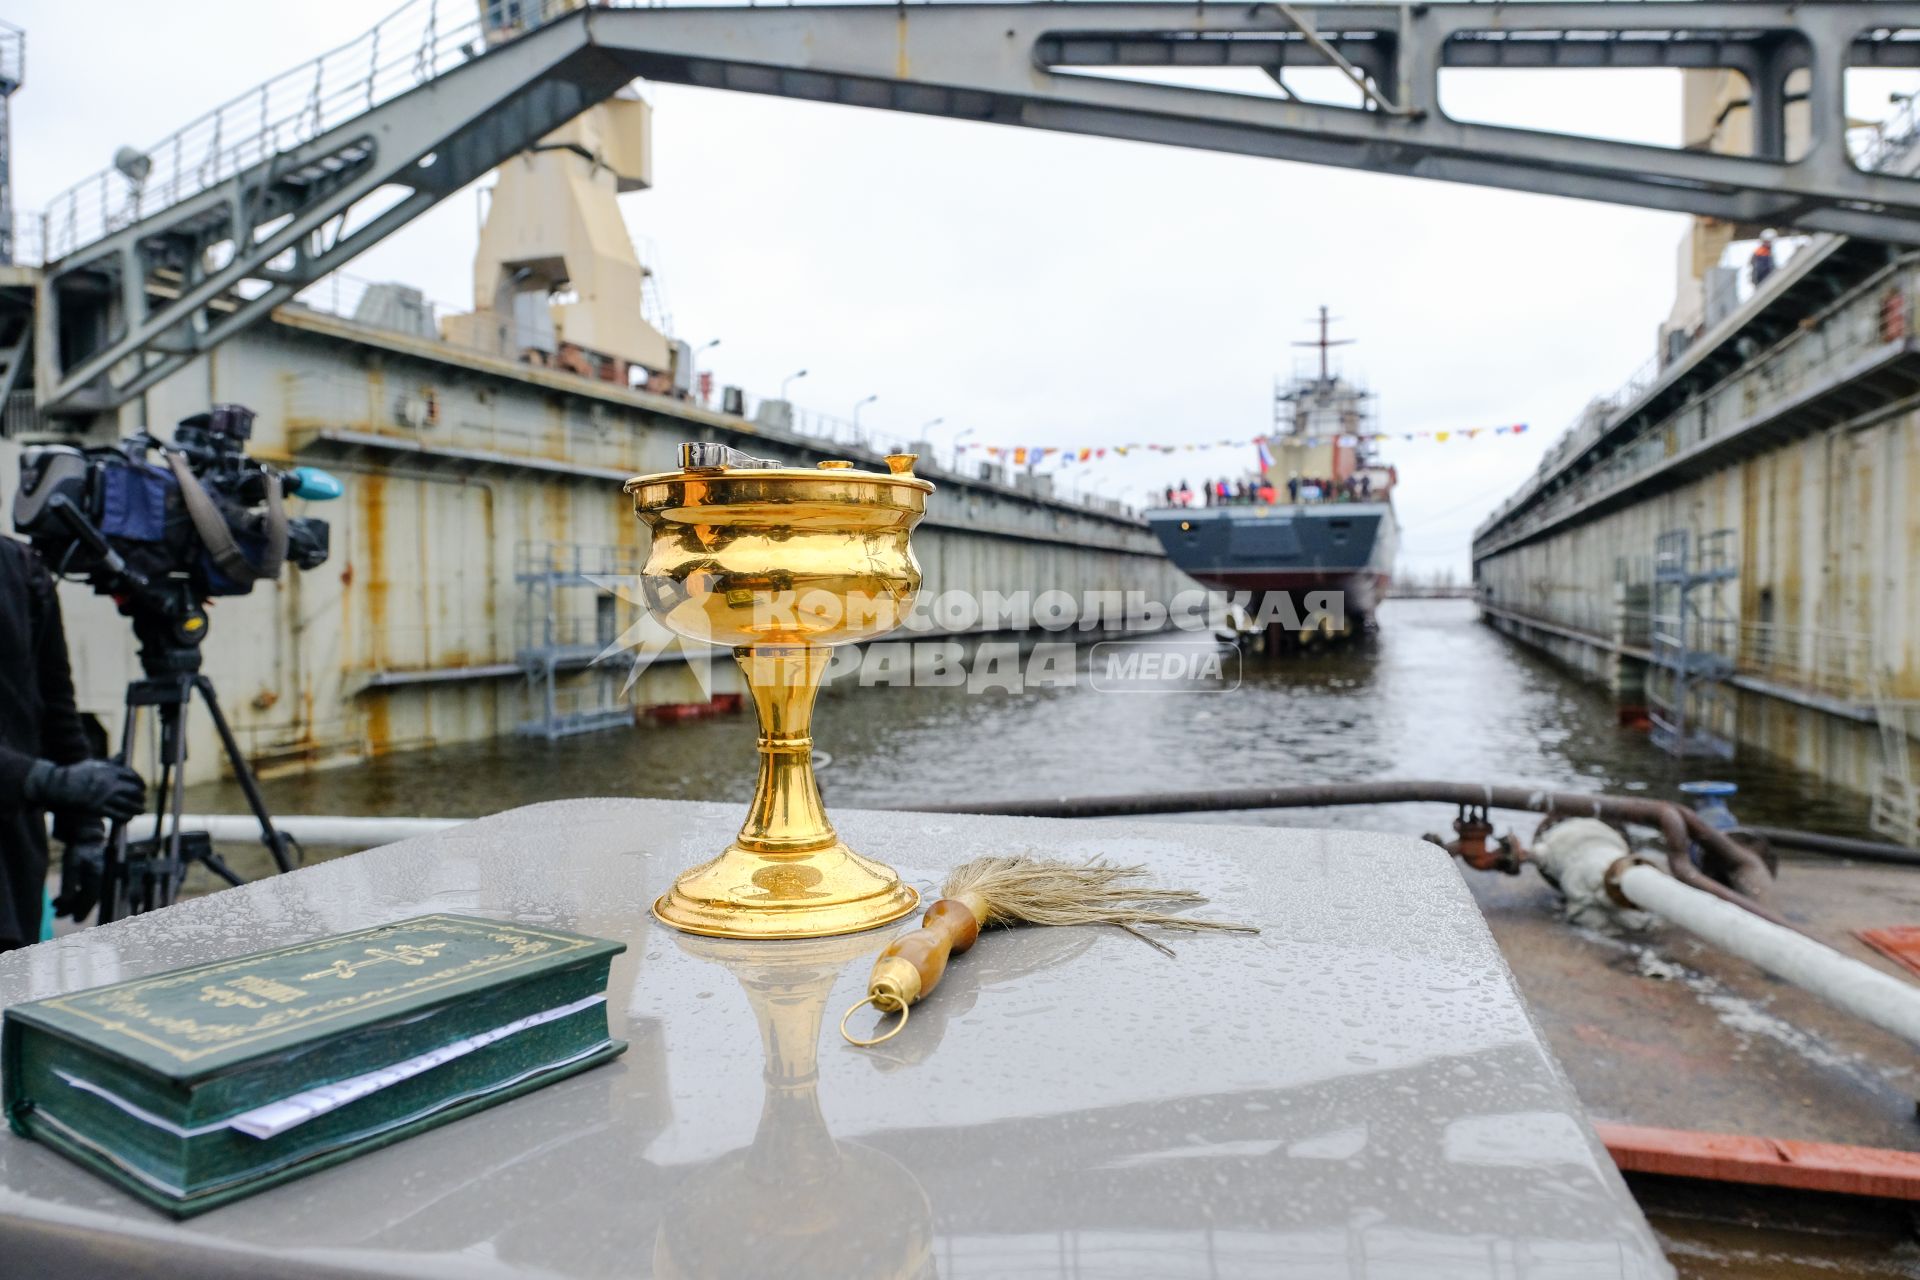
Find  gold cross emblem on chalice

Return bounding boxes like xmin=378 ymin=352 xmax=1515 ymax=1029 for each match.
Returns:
xmin=625 ymin=444 xmax=930 ymax=939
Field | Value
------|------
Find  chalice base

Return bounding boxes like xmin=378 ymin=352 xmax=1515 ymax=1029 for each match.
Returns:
xmin=652 ymin=839 xmax=920 ymax=940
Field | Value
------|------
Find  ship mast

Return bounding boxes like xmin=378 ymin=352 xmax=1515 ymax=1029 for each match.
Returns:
xmin=1293 ymin=304 xmax=1353 ymax=384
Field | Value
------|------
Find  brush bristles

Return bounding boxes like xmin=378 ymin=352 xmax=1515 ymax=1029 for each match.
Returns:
xmin=941 ymin=856 xmax=1258 ymax=955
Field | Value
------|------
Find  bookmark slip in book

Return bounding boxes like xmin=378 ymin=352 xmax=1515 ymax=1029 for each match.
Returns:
xmin=60 ymin=995 xmax=607 ymax=1141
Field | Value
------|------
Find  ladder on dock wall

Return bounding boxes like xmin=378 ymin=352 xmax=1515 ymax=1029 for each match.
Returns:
xmin=514 ymin=540 xmax=645 ymax=740
xmin=1648 ymin=529 xmax=1738 ymax=760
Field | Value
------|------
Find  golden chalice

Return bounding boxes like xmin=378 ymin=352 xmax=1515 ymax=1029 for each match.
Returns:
xmin=625 ymin=443 xmax=931 ymax=939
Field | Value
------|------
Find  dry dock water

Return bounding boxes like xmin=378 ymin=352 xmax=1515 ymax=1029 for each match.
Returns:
xmin=187 ymin=598 xmax=1920 ymax=1276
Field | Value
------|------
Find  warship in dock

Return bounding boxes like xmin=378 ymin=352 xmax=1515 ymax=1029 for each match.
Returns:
xmin=1147 ymin=308 xmax=1398 ymax=637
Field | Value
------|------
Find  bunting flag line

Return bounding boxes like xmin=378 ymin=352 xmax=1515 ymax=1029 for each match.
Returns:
xmin=955 ymin=424 xmax=1529 ymax=462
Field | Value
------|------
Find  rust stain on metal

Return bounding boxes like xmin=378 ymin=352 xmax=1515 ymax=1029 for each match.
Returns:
xmin=365 ymin=689 xmax=392 ymax=756
xmin=356 ymin=469 xmax=394 ymax=756
xmin=359 ymin=474 xmax=389 ymax=684
xmin=543 ymin=481 xmax=568 ymax=546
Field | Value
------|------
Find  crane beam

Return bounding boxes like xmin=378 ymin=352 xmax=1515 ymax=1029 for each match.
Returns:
xmin=33 ymin=2 xmax=1920 ymax=415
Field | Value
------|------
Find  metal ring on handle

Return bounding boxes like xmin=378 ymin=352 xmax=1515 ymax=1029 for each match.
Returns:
xmin=840 ymin=993 xmax=910 ymax=1047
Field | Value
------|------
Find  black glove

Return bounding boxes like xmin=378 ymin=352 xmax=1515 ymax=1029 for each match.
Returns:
xmin=51 ymin=838 xmax=104 ymax=922
xmin=22 ymin=759 xmax=147 ymax=823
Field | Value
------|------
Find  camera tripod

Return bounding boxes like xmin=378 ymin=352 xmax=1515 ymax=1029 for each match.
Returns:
xmin=94 ymin=614 xmax=296 ymax=923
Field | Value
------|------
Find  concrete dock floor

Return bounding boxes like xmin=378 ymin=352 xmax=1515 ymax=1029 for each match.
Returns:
xmin=1466 ymin=854 xmax=1920 ymax=1152
xmin=96 ymin=826 xmax=1920 ymax=1275
xmin=1465 ymin=852 xmax=1920 ymax=1278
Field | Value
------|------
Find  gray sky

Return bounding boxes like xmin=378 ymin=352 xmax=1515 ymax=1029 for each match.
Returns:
xmin=12 ymin=2 xmax=1915 ymax=578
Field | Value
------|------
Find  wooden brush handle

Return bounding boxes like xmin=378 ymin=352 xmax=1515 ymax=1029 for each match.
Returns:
xmin=869 ymin=897 xmax=981 ymax=1008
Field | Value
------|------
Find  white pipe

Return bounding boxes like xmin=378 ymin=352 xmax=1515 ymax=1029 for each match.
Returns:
xmin=1614 ymin=862 xmax=1920 ymax=1049
xmin=176 ymin=814 xmax=464 ymax=847
xmin=1533 ymin=818 xmax=1920 ymax=1050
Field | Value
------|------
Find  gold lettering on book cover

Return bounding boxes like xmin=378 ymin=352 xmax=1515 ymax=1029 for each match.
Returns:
xmin=41 ymin=917 xmax=588 ymax=1062
xmin=229 ymin=975 xmax=307 ymax=1004
xmin=301 ymin=943 xmax=449 ymax=982
xmin=198 ymin=985 xmax=268 ymax=1009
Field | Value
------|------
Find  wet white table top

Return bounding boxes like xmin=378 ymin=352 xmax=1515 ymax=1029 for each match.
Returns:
xmin=0 ymin=799 xmax=1670 ymax=1278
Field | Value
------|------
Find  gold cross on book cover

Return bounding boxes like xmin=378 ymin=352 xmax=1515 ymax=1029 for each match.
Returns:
xmin=2 ymin=915 xmax=626 ymax=1216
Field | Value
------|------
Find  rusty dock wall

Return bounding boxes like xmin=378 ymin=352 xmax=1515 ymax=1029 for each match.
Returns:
xmin=1473 ymin=237 xmax=1920 ymax=818
xmin=15 ymin=305 xmax=1184 ymax=786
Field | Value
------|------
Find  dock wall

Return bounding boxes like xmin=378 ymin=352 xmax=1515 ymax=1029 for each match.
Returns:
xmin=8 ymin=306 xmax=1183 ymax=784
xmin=1474 ymin=245 xmax=1920 ymax=816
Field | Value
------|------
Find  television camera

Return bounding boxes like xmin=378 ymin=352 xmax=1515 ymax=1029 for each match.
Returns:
xmin=10 ymin=405 xmax=341 ymax=921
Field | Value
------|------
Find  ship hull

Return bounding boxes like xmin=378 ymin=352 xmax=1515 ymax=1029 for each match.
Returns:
xmin=1146 ymin=503 xmax=1397 ymax=622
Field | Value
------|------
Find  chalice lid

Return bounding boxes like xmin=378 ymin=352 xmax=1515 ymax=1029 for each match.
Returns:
xmin=625 ymin=442 xmax=933 ymax=498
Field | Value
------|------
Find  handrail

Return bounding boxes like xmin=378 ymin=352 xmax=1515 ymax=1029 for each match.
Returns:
xmin=1478 ymin=253 xmax=1920 ymax=552
xmin=36 ymin=0 xmax=585 ymax=262
xmin=287 ymin=268 xmax=1135 ymax=516
xmin=1479 ymin=108 xmax=1920 ymax=546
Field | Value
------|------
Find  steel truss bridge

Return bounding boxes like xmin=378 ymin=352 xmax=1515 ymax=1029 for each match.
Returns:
xmin=24 ymin=1 xmax=1920 ymax=416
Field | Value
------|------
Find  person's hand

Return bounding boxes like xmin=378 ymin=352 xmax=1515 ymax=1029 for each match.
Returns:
xmin=51 ymin=838 xmax=104 ymax=922
xmin=22 ymin=759 xmax=146 ymax=822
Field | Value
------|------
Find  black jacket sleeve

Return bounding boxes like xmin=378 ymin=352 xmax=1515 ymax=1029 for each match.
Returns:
xmin=0 ymin=542 xmax=43 ymax=804
xmin=0 ymin=742 xmax=35 ymax=805
xmin=28 ymin=553 xmax=92 ymax=770
xmin=0 ymin=542 xmax=93 ymax=809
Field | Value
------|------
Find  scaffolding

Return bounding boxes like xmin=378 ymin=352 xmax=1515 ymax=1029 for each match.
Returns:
xmin=1648 ymin=528 xmax=1738 ymax=759
xmin=515 ymin=541 xmax=647 ymax=739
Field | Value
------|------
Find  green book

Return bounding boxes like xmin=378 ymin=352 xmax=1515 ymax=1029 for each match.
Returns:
xmin=3 ymin=913 xmax=626 ymax=1216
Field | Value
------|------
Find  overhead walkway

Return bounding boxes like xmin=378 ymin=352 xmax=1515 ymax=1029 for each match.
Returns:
xmin=32 ymin=0 xmax=1920 ymax=416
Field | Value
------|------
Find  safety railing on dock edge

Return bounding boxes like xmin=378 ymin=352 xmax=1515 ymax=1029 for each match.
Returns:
xmin=1480 ymin=598 xmax=1916 ymax=709
xmin=35 ymin=0 xmax=586 ymax=263
xmin=1732 ymin=622 xmax=1885 ymax=704
xmin=1478 ymin=600 xmax=1920 ymax=840
xmin=1477 ymin=256 xmax=1920 ymax=553
xmin=1732 ymin=627 xmax=1920 ymax=847
xmin=280 ymin=271 xmax=1139 ymax=516
xmin=1480 ymin=103 xmax=1920 ymax=548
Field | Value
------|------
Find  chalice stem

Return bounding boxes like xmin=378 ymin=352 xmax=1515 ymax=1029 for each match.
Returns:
xmin=736 ymin=645 xmax=836 ymax=854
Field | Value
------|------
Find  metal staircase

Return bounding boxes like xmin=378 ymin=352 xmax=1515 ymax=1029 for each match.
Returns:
xmin=515 ymin=540 xmax=646 ymax=739
xmin=31 ymin=1 xmax=1920 ymax=417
